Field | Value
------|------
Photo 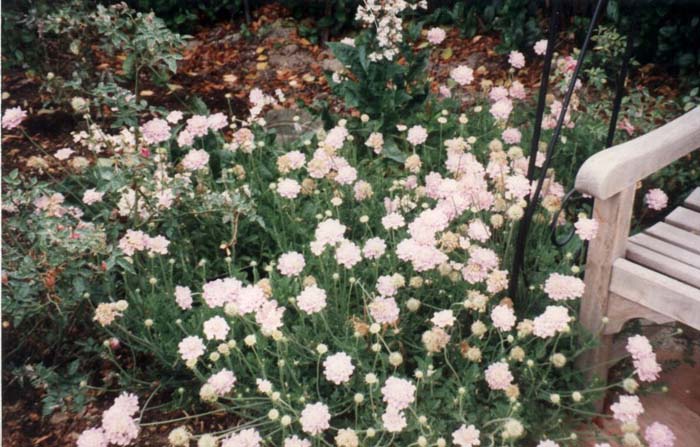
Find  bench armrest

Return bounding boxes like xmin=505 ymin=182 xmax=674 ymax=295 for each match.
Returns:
xmin=575 ymin=107 xmax=700 ymax=200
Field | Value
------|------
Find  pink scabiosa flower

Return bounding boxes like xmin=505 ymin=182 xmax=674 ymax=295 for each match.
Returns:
xmin=55 ymin=147 xmax=74 ymax=160
xmin=382 ymin=212 xmax=405 ymax=230
xmin=644 ymin=422 xmax=675 ymax=447
xmin=452 ymin=424 xmax=481 ymax=447
xmin=1 ymin=107 xmax=27 ymax=130
xmin=484 ymin=361 xmax=514 ymax=391
xmin=533 ymin=305 xmax=571 ymax=338
xmin=207 ymin=112 xmax=228 ymax=131
xmin=235 ymin=285 xmax=266 ymax=315
xmin=221 ymin=428 xmax=262 ymax=447
xmin=277 ymin=178 xmax=301 ymax=199
xmin=365 ymin=132 xmax=384 ymax=154
xmin=203 ymin=316 xmax=230 ymax=341
xmin=102 ymin=393 xmax=140 ymax=446
xmin=354 ymin=180 xmax=374 ymax=201
xmin=363 ymin=237 xmax=386 ymax=259
xmin=368 ymin=297 xmax=400 ymax=324
xmin=491 ymin=304 xmax=516 ymax=331
xmin=83 ymin=188 xmax=105 ymax=205
xmin=544 ymin=273 xmax=585 ymax=300
xmin=450 ymin=65 xmax=474 ymax=86
xmin=505 ymin=174 xmax=531 ymax=200
xmin=335 ymin=240 xmax=362 ymax=269
xmin=406 ymin=125 xmax=428 ymax=146
xmin=77 ymin=428 xmax=108 ymax=447
xmin=490 ymin=98 xmax=513 ymax=121
xmin=534 ymin=39 xmax=548 ymax=55
xmin=536 ymin=441 xmax=560 ymax=447
xmin=618 ymin=117 xmax=635 ymax=136
xmin=382 ymin=406 xmax=407 ymax=433
xmin=381 ymin=377 xmax=416 ymax=410
xmin=174 ymin=286 xmax=193 ymax=310
xmin=323 ymin=352 xmax=355 ymax=384
xmin=207 ymin=369 xmax=236 ymax=396
xmin=335 ymin=165 xmax=358 ymax=185
xmin=502 ymin=128 xmax=522 ymax=145
xmin=145 ymin=235 xmax=170 ymax=256
xmin=141 ymin=118 xmax=171 ymax=145
xmin=177 ymin=129 xmax=194 ymax=147
xmin=178 ymin=336 xmax=205 ymax=362
xmin=626 ymin=335 xmax=661 ymax=382
xmin=314 ymin=219 xmax=346 ymax=246
xmin=297 ymin=285 xmax=327 ymax=314
xmin=574 ymin=217 xmax=599 ymax=241
xmin=509 ymin=81 xmax=527 ymax=100
xmin=431 ymin=309 xmax=455 ymax=328
xmin=324 ymin=125 xmax=349 ymax=150
xmin=278 ymin=251 xmax=305 ymax=277
xmin=299 ymin=402 xmax=331 ymax=435
xmin=284 ymin=436 xmax=312 ymax=447
xmin=118 ymin=229 xmax=148 ymax=256
xmin=645 ymin=188 xmax=668 ymax=211
xmin=202 ymin=277 xmax=242 ymax=309
xmin=489 ymin=86 xmax=509 ymax=102
xmin=166 ymin=110 xmax=183 ymax=124
xmin=611 ymin=395 xmax=644 ymax=423
xmin=255 ymin=299 xmax=285 ymax=334
xmin=427 ymin=27 xmax=446 ymax=45
xmin=626 ymin=334 xmax=653 ymax=358
xmin=508 ymin=51 xmax=526 ymax=69
xmin=185 ymin=115 xmax=210 ymax=138
xmin=182 ymin=149 xmax=209 ymax=171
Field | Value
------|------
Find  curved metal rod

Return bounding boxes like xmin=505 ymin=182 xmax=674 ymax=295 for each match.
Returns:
xmin=549 ymin=188 xmax=593 ymax=247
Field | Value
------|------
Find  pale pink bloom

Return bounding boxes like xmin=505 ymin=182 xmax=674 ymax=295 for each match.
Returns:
xmin=323 ymin=352 xmax=355 ymax=384
xmin=336 ymin=166 xmax=358 ymax=185
xmin=112 ymin=393 xmax=139 ymax=415
xmin=382 ymin=212 xmax=406 ymax=230
xmin=314 ymin=219 xmax=346 ymax=246
xmin=286 ymin=150 xmax=306 ymax=169
xmin=55 ymin=147 xmax=75 ymax=160
xmin=502 ymin=128 xmax=522 ymax=145
xmin=484 ymin=361 xmax=513 ymax=390
xmin=432 ymin=309 xmax=455 ymax=328
xmin=363 ymin=237 xmax=386 ymax=259
xmin=427 ymin=27 xmax=446 ymax=45
xmin=534 ymin=39 xmax=548 ymax=55
xmin=178 ymin=336 xmax=205 ymax=361
xmin=407 ymin=125 xmax=428 ymax=146
xmin=645 ymin=188 xmax=668 ymax=211
xmin=340 ymin=37 xmax=356 ymax=47
xmin=536 ymin=441 xmax=559 ymax=447
xmin=544 ymin=273 xmax=585 ymax=300
xmin=450 ymin=65 xmax=474 ymax=86
xmin=335 ymin=240 xmax=362 ymax=269
xmin=77 ymin=427 xmax=108 ymax=447
xmin=381 ymin=377 xmax=416 ymax=410
xmin=382 ymin=406 xmax=407 ymax=432
xmin=207 ymin=369 xmax=236 ymax=396
xmin=490 ymin=98 xmax=513 ymax=121
xmin=299 ymin=402 xmax=331 ymax=435
xmin=155 ymin=189 xmax=175 ymax=209
xmin=255 ymin=299 xmax=285 ymax=333
xmin=354 ymin=180 xmax=373 ymax=201
xmin=145 ymin=235 xmax=170 ymax=255
xmin=644 ymin=422 xmax=675 ymax=447
xmin=505 ymin=174 xmax=531 ymax=200
xmin=324 ymin=126 xmax=349 ymax=150
xmin=207 ymin=112 xmax=228 ymax=131
xmin=185 ymin=115 xmax=210 ymax=138
xmin=491 ymin=305 xmax=516 ymax=331
xmin=368 ymin=297 xmax=400 ymax=324
xmin=365 ymin=132 xmax=384 ymax=154
xmin=396 ymin=239 xmax=449 ymax=272
xmin=284 ymin=435 xmax=312 ymax=447
xmin=509 ymin=81 xmax=527 ymax=100
xmin=141 ymin=118 xmax=171 ymax=145
xmin=221 ymin=428 xmax=262 ymax=447
xmin=277 ymin=178 xmax=301 ymax=199
xmin=574 ymin=217 xmax=599 ymax=241
xmin=618 ymin=117 xmax=635 ymax=136
xmin=626 ymin=335 xmax=654 ymax=358
xmin=236 ymin=285 xmax=265 ymax=315
xmin=177 ymin=130 xmax=194 ymax=147
xmin=202 ymin=277 xmax=243 ymax=308
xmin=182 ymin=149 xmax=209 ymax=171
xmin=489 ymin=86 xmax=509 ymax=102
xmin=297 ymin=285 xmax=327 ymax=314
xmin=1 ymin=107 xmax=27 ymax=130
xmin=508 ymin=51 xmax=526 ymax=69
xmin=634 ymin=355 xmax=662 ymax=382
xmin=166 ymin=110 xmax=183 ymax=124
xmin=174 ymin=286 xmax=193 ymax=310
xmin=611 ymin=395 xmax=644 ymax=423
xmin=118 ymin=229 xmax=148 ymax=256
xmin=102 ymin=393 xmax=140 ymax=446
xmin=376 ymin=275 xmax=398 ymax=297
xmin=422 ymin=326 xmax=450 ymax=353
xmin=233 ymin=128 xmax=256 ymax=153
xmin=83 ymin=189 xmax=105 ymax=205
xmin=452 ymin=424 xmax=480 ymax=447
xmin=468 ymin=219 xmax=491 ymax=242
xmin=278 ymin=251 xmax=306 ymax=277
xmin=203 ymin=316 xmax=230 ymax=341
xmin=439 ymin=85 xmax=452 ymax=98
xmin=533 ymin=305 xmax=571 ymax=338
xmin=256 ymin=378 xmax=272 ymax=394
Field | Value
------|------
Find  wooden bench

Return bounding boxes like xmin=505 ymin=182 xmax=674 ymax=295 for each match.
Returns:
xmin=574 ymin=107 xmax=700 ymax=383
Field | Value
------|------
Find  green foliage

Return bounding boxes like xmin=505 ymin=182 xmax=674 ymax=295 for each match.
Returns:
xmin=126 ymin=0 xmax=244 ymax=32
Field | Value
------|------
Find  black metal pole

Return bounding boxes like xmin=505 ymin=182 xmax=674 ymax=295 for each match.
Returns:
xmin=605 ymin=13 xmax=637 ymax=148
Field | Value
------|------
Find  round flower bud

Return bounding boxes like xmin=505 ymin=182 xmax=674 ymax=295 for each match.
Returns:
xmin=437 ymin=438 xmax=446 ymax=447
xmin=389 ymin=352 xmax=403 ymax=366
xmin=244 ymin=334 xmax=257 ymax=347
xmin=144 ymin=319 xmax=154 ymax=327
xmin=354 ymin=393 xmax=364 ymax=404
xmin=369 ymin=323 xmax=381 ymax=334
xmin=406 ymin=298 xmax=421 ymax=312
xmin=366 ymin=428 xmax=376 ymax=438
xmin=198 ymin=434 xmax=217 ymax=447
xmin=280 ymin=415 xmax=292 ymax=426
xmin=115 ymin=300 xmax=129 ymax=311
xmin=550 ymin=393 xmax=561 ymax=405
xmin=502 ymin=418 xmax=524 ymax=439
xmin=268 ymin=409 xmax=279 ymax=420
xmin=209 ymin=352 xmax=220 ymax=362
xmin=365 ymin=373 xmax=378 ymax=385
xmin=417 ymin=437 xmax=428 ymax=447
xmin=316 ymin=343 xmax=328 ymax=355
xmin=414 ymin=370 xmax=424 ymax=379
xmin=571 ymin=391 xmax=582 ymax=402
xmin=623 ymin=378 xmax=639 ymax=393
xmin=418 ymin=415 xmax=428 ymax=425
xmin=550 ymin=353 xmax=567 ymax=368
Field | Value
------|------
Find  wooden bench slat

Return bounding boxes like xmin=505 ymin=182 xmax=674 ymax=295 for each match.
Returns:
xmin=626 ymin=242 xmax=700 ymax=287
xmin=644 ymin=222 xmax=700 ymax=255
xmin=629 ymin=233 xmax=700 ymax=269
xmin=665 ymin=206 xmax=700 ymax=233
xmin=684 ymin=187 xmax=700 ymax=212
xmin=610 ymin=258 xmax=700 ymax=330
